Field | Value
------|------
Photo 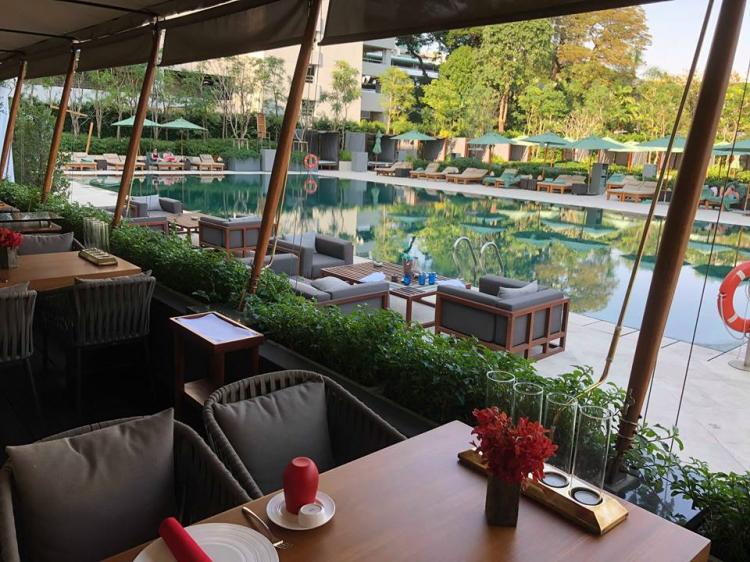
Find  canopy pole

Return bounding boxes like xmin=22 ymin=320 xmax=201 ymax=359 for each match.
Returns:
xmin=113 ymin=28 xmax=161 ymax=227
xmin=1 ymin=61 xmax=25 ymax=180
xmin=608 ymin=0 xmax=745 ymax=481
xmin=247 ymin=0 xmax=322 ymax=295
xmin=41 ymin=49 xmax=77 ymax=201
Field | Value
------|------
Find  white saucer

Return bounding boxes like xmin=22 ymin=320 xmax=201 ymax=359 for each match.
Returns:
xmin=266 ymin=491 xmax=335 ymax=530
xmin=133 ymin=523 xmax=278 ymax=562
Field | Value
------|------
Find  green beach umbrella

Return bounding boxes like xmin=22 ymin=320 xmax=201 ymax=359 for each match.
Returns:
xmin=638 ymin=135 xmax=687 ymax=153
xmin=373 ymin=131 xmax=383 ymax=161
xmin=111 ymin=116 xmax=158 ymax=127
xmin=526 ymin=132 xmax=570 ymax=177
xmin=392 ymin=130 xmax=436 ymax=160
xmin=161 ymin=118 xmax=207 ymax=155
xmin=469 ymin=132 xmax=515 ymax=170
xmin=568 ymin=135 xmax=624 ymax=181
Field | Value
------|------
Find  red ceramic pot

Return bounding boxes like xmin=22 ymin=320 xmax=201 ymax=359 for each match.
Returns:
xmin=283 ymin=457 xmax=319 ymax=515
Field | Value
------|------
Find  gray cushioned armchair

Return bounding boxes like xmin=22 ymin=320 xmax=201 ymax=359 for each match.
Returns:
xmin=203 ymin=371 xmax=406 ymax=498
xmin=435 ymin=275 xmax=569 ymax=360
xmin=129 ymin=196 xmax=183 ymax=218
xmin=198 ymin=215 xmax=272 ymax=253
xmin=275 ymin=233 xmax=353 ymax=278
xmin=0 ymin=415 xmax=250 ymax=562
xmin=288 ymin=277 xmax=389 ymax=315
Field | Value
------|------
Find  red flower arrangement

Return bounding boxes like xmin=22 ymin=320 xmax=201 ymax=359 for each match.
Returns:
xmin=0 ymin=228 xmax=23 ymax=250
xmin=472 ymin=407 xmax=557 ymax=489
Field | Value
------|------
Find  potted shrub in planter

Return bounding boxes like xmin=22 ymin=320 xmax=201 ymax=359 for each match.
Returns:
xmin=339 ymin=150 xmax=353 ymax=172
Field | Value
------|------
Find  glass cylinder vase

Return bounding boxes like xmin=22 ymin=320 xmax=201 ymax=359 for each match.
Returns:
xmin=485 ymin=371 xmax=515 ymax=417
xmin=541 ymin=392 xmax=577 ymax=488
xmin=512 ymin=382 xmax=543 ymax=423
xmin=570 ymin=405 xmax=613 ymax=506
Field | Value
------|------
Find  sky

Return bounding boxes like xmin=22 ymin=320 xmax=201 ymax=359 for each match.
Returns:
xmin=641 ymin=0 xmax=750 ymax=76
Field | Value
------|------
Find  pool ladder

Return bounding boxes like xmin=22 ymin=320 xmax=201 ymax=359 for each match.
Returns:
xmin=452 ymin=237 xmax=504 ymax=286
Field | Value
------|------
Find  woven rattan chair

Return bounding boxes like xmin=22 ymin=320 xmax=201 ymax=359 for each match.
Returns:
xmin=0 ymin=416 xmax=250 ymax=562
xmin=0 ymin=291 xmax=42 ymax=424
xmin=39 ymin=275 xmax=156 ymax=415
xmin=203 ymin=370 xmax=406 ymax=498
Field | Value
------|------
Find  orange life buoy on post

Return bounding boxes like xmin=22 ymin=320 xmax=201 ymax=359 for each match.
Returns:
xmin=303 ymin=178 xmax=318 ymax=194
xmin=718 ymin=262 xmax=750 ymax=332
xmin=304 ymin=153 xmax=318 ymax=170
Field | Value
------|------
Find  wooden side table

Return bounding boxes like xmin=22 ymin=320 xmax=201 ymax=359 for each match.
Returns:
xmin=170 ymin=312 xmax=264 ymax=418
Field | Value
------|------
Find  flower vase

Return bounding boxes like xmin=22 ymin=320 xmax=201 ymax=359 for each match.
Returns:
xmin=402 ymin=258 xmax=414 ymax=276
xmin=0 ymin=247 xmax=18 ymax=270
xmin=485 ymin=476 xmax=521 ymax=527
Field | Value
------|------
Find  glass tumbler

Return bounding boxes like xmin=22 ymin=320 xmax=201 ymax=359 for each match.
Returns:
xmin=570 ymin=405 xmax=613 ymax=506
xmin=541 ymin=392 xmax=577 ymax=488
xmin=512 ymin=382 xmax=544 ymax=423
xmin=485 ymin=371 xmax=515 ymax=417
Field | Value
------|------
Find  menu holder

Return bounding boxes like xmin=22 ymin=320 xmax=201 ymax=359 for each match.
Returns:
xmin=457 ymin=449 xmax=628 ymax=535
xmin=78 ymin=248 xmax=118 ymax=266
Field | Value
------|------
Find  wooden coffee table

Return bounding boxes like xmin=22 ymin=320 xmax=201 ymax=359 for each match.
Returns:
xmin=167 ymin=212 xmax=215 ymax=235
xmin=321 ymin=262 xmax=461 ymax=327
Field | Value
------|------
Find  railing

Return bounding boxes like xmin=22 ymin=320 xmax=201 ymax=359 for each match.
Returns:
xmin=453 ymin=238 xmax=504 ymax=286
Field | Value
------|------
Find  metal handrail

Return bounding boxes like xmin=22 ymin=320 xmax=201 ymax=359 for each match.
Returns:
xmin=452 ymin=236 xmax=479 ymax=285
xmin=479 ymin=241 xmax=504 ymax=276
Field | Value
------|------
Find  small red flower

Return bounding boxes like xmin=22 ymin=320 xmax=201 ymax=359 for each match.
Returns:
xmin=471 ymin=407 xmax=557 ymax=489
xmin=0 ymin=228 xmax=22 ymax=250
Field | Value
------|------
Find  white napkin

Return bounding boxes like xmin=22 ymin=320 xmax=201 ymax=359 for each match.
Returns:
xmin=360 ymin=271 xmax=386 ymax=283
xmin=437 ymin=279 xmax=464 ymax=288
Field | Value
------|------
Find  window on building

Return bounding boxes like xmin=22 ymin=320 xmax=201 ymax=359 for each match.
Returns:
xmin=362 ymin=75 xmax=378 ymax=91
xmin=301 ymin=99 xmax=316 ymax=118
xmin=306 ymin=64 xmax=317 ymax=83
xmin=363 ymin=46 xmax=386 ymax=64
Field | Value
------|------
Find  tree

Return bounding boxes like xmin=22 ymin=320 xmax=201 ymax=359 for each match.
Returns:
xmin=634 ymin=68 xmax=685 ymax=137
xmin=258 ymin=56 xmax=289 ymax=117
xmin=516 ymin=83 xmax=568 ymax=134
xmin=319 ymin=60 xmax=359 ymax=130
xmin=379 ymin=67 xmax=415 ymax=134
xmin=479 ymin=20 xmax=556 ymax=131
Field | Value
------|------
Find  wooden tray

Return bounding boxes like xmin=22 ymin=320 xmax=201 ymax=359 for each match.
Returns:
xmin=78 ymin=249 xmax=118 ymax=266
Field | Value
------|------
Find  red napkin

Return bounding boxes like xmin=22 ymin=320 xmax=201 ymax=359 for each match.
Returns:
xmin=158 ymin=517 xmax=212 ymax=562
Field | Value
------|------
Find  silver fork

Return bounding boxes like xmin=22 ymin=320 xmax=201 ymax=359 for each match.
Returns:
xmin=242 ymin=506 xmax=293 ymax=550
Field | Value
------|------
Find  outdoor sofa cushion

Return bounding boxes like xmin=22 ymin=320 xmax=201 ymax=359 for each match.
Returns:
xmin=498 ymin=280 xmax=538 ymax=298
xmin=311 ymin=254 xmax=346 ymax=278
xmin=211 ymin=381 xmax=335 ymax=494
xmin=199 ymin=215 xmax=264 ymax=249
xmin=495 ymin=288 xmax=566 ymax=347
xmin=311 ymin=276 xmax=350 ymax=292
xmin=288 ymin=277 xmax=331 ymax=301
xmin=131 ymin=194 xmax=161 ymax=212
xmin=5 ymin=409 xmax=176 ymax=562
xmin=283 ymin=231 xmax=317 ymax=250
xmin=17 ymin=232 xmax=75 ymax=255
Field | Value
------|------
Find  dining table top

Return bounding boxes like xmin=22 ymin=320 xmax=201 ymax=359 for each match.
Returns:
xmin=105 ymin=420 xmax=710 ymax=562
xmin=0 ymin=251 xmax=141 ymax=291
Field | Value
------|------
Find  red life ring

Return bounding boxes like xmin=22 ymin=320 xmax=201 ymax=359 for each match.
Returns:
xmin=718 ymin=262 xmax=750 ymax=332
xmin=303 ymin=153 xmax=318 ymax=170
xmin=303 ymin=178 xmax=318 ymax=194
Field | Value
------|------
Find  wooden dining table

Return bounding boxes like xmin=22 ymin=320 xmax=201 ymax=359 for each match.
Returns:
xmin=0 ymin=251 xmax=141 ymax=291
xmin=105 ymin=421 xmax=710 ymax=562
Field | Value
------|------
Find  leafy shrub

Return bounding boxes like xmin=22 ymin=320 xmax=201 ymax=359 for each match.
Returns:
xmin=339 ymin=150 xmax=352 ymax=162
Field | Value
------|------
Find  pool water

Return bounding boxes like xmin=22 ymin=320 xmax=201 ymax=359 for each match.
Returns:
xmin=88 ymin=173 xmax=750 ymax=351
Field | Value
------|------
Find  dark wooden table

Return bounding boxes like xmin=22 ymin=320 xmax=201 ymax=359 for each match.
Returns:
xmin=0 ymin=211 xmax=64 ymax=233
xmin=166 ymin=212 xmax=215 ymax=235
xmin=321 ymin=261 xmax=460 ymax=326
xmin=105 ymin=421 xmax=710 ymax=562
xmin=170 ymin=312 xmax=264 ymax=418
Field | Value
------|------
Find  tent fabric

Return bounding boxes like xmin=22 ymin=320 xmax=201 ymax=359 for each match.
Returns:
xmin=320 ymin=0 xmax=668 ymax=46
xmin=78 ymin=27 xmax=157 ymax=72
xmin=24 ymin=46 xmax=75 ymax=80
xmin=160 ymin=0 xmax=307 ymax=67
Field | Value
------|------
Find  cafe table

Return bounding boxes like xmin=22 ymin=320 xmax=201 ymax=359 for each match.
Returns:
xmin=105 ymin=421 xmax=710 ymax=562
xmin=0 ymin=251 xmax=141 ymax=291
xmin=0 ymin=211 xmax=64 ymax=233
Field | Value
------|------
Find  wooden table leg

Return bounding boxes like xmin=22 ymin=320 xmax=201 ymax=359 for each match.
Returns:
xmin=251 ymin=347 xmax=259 ymax=377
xmin=173 ymin=331 xmax=185 ymax=420
xmin=209 ymin=352 xmax=226 ymax=391
xmin=405 ymin=298 xmax=413 ymax=323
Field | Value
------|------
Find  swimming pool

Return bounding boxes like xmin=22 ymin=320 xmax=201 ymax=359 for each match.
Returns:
xmin=86 ymin=173 xmax=750 ymax=351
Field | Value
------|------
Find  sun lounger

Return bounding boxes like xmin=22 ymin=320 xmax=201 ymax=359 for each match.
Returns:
xmin=200 ymin=154 xmax=225 ymax=171
xmin=537 ymin=174 xmax=586 ymax=193
xmin=376 ymin=162 xmax=412 ymax=177
xmin=424 ymin=166 xmax=459 ymax=180
xmin=606 ymin=177 xmax=644 ymax=200
xmin=103 ymin=153 xmax=124 ymax=171
xmin=483 ymin=169 xmax=520 ymax=188
xmin=699 ymin=183 xmax=747 ymax=210
xmin=64 ymin=152 xmax=98 ymax=171
xmin=445 ymin=167 xmax=489 ymax=184
xmin=609 ymin=181 xmax=658 ymax=203
xmin=410 ymin=162 xmax=440 ymax=178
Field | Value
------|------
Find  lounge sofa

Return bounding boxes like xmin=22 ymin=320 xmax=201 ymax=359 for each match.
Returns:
xmin=435 ymin=275 xmax=569 ymax=360
xmin=275 ymin=232 xmax=353 ymax=279
xmin=238 ymin=250 xmax=300 ymax=276
xmin=129 ymin=195 xmax=183 ymax=218
xmin=198 ymin=215 xmax=270 ymax=253
xmin=288 ymin=276 xmax=389 ymax=315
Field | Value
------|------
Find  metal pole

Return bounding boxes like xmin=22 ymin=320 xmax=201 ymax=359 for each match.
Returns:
xmin=609 ymin=0 xmax=746 ymax=479
xmin=247 ymin=0 xmax=322 ymax=295
xmin=113 ymin=28 xmax=161 ymax=227
xmin=0 ymin=60 xmax=25 ymax=180
xmin=41 ymin=48 xmax=77 ymax=201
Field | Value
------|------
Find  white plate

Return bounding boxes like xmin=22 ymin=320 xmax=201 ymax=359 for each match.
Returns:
xmin=266 ymin=491 xmax=335 ymax=530
xmin=134 ymin=523 xmax=279 ymax=562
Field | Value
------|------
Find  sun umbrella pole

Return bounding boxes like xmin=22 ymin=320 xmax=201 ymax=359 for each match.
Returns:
xmin=541 ymin=144 xmax=548 ymax=178
xmin=0 ymin=61 xmax=25 ymax=180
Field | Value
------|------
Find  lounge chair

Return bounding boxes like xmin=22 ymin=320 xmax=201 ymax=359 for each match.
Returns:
xmin=699 ymin=183 xmax=747 ymax=210
xmin=63 ymin=152 xmax=97 ymax=171
xmin=609 ymin=181 xmax=658 ymax=203
xmin=537 ymin=174 xmax=587 ymax=194
xmin=445 ymin=167 xmax=489 ymax=184
xmin=200 ymin=154 xmax=225 ymax=171
xmin=103 ymin=153 xmax=124 ymax=171
xmin=483 ymin=168 xmax=519 ymax=188
xmin=275 ymin=232 xmax=354 ymax=279
xmin=424 ymin=166 xmax=459 ymax=181
xmin=376 ymin=161 xmax=412 ymax=177
xmin=410 ymin=162 xmax=440 ymax=178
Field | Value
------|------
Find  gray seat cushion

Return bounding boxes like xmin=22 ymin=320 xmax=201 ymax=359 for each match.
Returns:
xmin=438 ymin=285 xmax=499 ymax=342
xmin=212 ymin=381 xmax=335 ymax=494
xmin=495 ymin=289 xmax=566 ymax=347
xmin=288 ymin=277 xmax=330 ymax=301
xmin=311 ymin=254 xmax=346 ymax=278
xmin=131 ymin=194 xmax=161 ymax=212
xmin=18 ymin=232 xmax=75 ymax=255
xmin=6 ymin=410 xmax=176 ymax=562
xmin=497 ymin=280 xmax=538 ymax=298
xmin=479 ymin=275 xmax=527 ymax=296
xmin=310 ymin=276 xmax=350 ymax=292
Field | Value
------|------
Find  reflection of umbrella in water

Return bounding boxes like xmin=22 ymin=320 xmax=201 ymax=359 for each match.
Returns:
xmin=514 ymin=230 xmax=608 ymax=252
xmin=692 ymin=264 xmax=735 ymax=279
xmin=387 ymin=213 xmax=428 ymax=224
xmin=622 ymin=253 xmax=688 ymax=270
xmin=495 ymin=209 xmax=535 ymax=221
xmin=688 ymin=240 xmax=741 ymax=254
xmin=558 ymin=237 xmax=609 ymax=252
xmin=514 ymin=231 xmax=555 ymax=246
xmin=541 ymin=219 xmax=616 ymax=237
xmin=461 ymin=223 xmax=506 ymax=235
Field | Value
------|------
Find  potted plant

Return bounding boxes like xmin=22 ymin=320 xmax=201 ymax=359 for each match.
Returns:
xmin=339 ymin=150 xmax=353 ymax=172
xmin=472 ymin=407 xmax=556 ymax=527
xmin=0 ymin=228 xmax=22 ymax=269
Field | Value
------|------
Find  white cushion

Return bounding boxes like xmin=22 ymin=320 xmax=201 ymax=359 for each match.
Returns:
xmin=284 ymin=231 xmax=317 ymax=250
xmin=132 ymin=195 xmax=161 ymax=212
xmin=311 ymin=276 xmax=350 ymax=292
xmin=498 ymin=280 xmax=538 ymax=299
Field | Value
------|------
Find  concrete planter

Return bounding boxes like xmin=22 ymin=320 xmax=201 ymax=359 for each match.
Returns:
xmin=339 ymin=161 xmax=352 ymax=172
xmin=226 ymin=157 xmax=261 ymax=172
xmin=351 ymin=152 xmax=368 ymax=172
xmin=261 ymin=149 xmax=276 ymax=172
